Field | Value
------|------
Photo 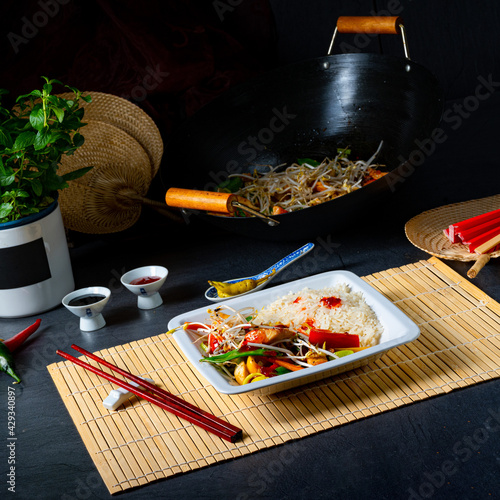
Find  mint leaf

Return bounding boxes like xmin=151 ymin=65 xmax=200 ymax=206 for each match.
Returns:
xmin=61 ymin=166 xmax=93 ymax=181
xmin=0 ymin=128 xmax=12 ymax=147
xmin=34 ymin=129 xmax=50 ymax=150
xmin=0 ymin=173 xmax=15 ymax=186
xmin=29 ymin=105 xmax=45 ymax=131
xmin=13 ymin=131 xmax=36 ymax=150
xmin=46 ymin=77 xmax=62 ymax=86
xmin=51 ymin=106 xmax=65 ymax=123
xmin=30 ymin=178 xmax=43 ymax=196
xmin=48 ymin=130 xmax=71 ymax=146
xmin=1 ymin=77 xmax=89 ymax=222
xmin=16 ymin=90 xmax=42 ymax=101
xmin=0 ymin=203 xmax=13 ymax=219
xmin=72 ymin=132 xmax=84 ymax=148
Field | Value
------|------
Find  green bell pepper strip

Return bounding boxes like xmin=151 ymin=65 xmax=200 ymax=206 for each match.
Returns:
xmin=0 ymin=343 xmax=21 ymax=384
xmin=334 ymin=349 xmax=354 ymax=358
xmin=274 ymin=366 xmax=292 ymax=375
xmin=201 ymin=348 xmax=271 ymax=364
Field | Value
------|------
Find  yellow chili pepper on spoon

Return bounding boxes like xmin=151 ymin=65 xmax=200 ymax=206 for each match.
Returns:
xmin=205 ymin=243 xmax=314 ymax=301
xmin=208 ymin=274 xmax=272 ymax=298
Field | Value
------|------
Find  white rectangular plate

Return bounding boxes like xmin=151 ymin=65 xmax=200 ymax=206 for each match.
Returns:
xmin=168 ymin=270 xmax=420 ymax=396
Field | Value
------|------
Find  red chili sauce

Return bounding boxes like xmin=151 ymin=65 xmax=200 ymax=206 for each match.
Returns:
xmin=130 ymin=276 xmax=161 ymax=286
xmin=320 ymin=296 xmax=342 ymax=309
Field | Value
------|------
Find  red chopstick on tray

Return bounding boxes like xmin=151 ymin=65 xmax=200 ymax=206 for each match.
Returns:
xmin=56 ymin=345 xmax=242 ymax=443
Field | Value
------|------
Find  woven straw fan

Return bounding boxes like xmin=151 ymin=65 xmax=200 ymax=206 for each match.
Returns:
xmin=405 ymin=194 xmax=500 ymax=278
xmin=58 ymin=120 xmax=177 ymax=234
xmin=57 ymin=91 xmax=164 ymax=177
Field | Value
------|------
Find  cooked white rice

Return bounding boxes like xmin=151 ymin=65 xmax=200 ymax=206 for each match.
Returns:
xmin=254 ymin=284 xmax=383 ymax=347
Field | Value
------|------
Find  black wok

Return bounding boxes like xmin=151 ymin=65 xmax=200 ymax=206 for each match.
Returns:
xmin=162 ymin=17 xmax=443 ymax=241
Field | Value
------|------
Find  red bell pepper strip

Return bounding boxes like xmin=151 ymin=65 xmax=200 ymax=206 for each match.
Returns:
xmin=308 ymin=329 xmax=360 ymax=349
xmin=208 ymin=332 xmax=223 ymax=354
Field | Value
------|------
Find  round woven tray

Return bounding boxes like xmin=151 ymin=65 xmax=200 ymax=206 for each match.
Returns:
xmin=58 ymin=120 xmax=153 ymax=234
xmin=57 ymin=91 xmax=163 ymax=177
xmin=405 ymin=194 xmax=500 ymax=277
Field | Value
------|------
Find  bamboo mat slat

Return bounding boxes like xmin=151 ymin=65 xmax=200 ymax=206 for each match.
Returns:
xmin=47 ymin=257 xmax=500 ymax=494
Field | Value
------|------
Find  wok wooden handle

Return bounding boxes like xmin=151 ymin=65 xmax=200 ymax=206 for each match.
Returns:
xmin=337 ymin=16 xmax=402 ymax=35
xmin=165 ymin=188 xmax=236 ymax=214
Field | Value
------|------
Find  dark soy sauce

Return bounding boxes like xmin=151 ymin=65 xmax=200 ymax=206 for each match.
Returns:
xmin=69 ymin=294 xmax=106 ymax=307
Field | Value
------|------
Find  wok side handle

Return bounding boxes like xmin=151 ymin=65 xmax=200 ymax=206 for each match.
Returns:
xmin=328 ymin=16 xmax=410 ymax=60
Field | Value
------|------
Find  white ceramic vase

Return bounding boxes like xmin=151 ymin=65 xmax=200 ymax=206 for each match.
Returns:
xmin=0 ymin=201 xmax=75 ymax=318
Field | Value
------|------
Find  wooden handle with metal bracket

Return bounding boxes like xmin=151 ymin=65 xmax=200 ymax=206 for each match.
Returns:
xmin=165 ymin=187 xmax=280 ymax=226
xmin=165 ymin=188 xmax=237 ymax=214
xmin=337 ymin=16 xmax=402 ymax=34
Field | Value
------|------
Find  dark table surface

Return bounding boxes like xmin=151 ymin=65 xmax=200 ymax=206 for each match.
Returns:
xmin=1 ymin=92 xmax=499 ymax=500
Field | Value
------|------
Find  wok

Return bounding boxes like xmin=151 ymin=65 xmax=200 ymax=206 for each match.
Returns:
xmin=162 ymin=17 xmax=443 ymax=241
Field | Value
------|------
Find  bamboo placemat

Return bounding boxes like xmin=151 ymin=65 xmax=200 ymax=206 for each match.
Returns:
xmin=47 ymin=257 xmax=500 ymax=494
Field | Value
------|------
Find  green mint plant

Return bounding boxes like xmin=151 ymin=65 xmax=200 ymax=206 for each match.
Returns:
xmin=0 ymin=77 xmax=92 ymax=223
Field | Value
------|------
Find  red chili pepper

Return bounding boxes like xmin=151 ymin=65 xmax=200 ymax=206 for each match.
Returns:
xmin=2 ymin=318 xmax=41 ymax=352
xmin=0 ymin=318 xmax=41 ymax=383
xmin=308 ymin=328 xmax=359 ymax=349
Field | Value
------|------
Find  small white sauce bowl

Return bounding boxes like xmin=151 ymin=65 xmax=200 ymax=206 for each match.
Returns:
xmin=62 ymin=286 xmax=111 ymax=332
xmin=120 ymin=265 xmax=168 ymax=310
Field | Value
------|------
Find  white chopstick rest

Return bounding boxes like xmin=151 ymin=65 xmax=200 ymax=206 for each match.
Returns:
xmin=103 ymin=377 xmax=155 ymax=410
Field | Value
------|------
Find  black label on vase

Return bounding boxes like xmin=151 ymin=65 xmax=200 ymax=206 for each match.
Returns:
xmin=0 ymin=238 xmax=51 ymax=289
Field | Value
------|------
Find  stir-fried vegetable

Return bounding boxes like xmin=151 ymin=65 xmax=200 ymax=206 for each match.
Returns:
xmin=217 ymin=142 xmax=386 ymax=216
xmin=180 ymin=304 xmax=366 ymax=386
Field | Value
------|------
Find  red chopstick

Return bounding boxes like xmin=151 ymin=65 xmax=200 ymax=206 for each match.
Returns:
xmin=56 ymin=346 xmax=242 ymax=443
xmin=69 ymin=344 xmax=240 ymax=438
